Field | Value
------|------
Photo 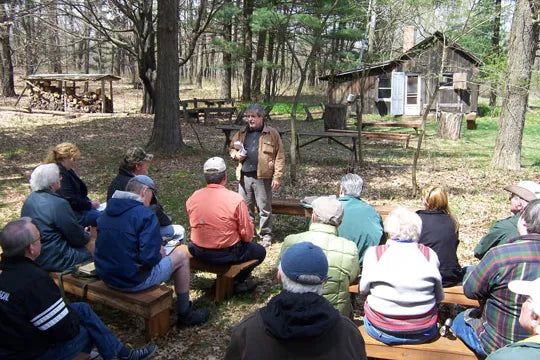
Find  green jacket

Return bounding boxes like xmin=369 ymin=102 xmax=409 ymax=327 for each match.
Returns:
xmin=474 ymin=213 xmax=520 ymax=260
xmin=280 ymin=223 xmax=360 ymax=317
xmin=486 ymin=335 xmax=540 ymax=360
xmin=338 ymin=196 xmax=383 ymax=266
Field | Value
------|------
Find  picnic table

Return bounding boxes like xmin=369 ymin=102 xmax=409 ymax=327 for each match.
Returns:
xmin=216 ymin=124 xmax=290 ymax=154
xmin=180 ymin=98 xmax=236 ymax=124
xmin=296 ymin=130 xmax=359 ymax=168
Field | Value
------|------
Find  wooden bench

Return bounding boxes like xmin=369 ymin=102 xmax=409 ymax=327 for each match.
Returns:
xmin=50 ymin=272 xmax=173 ymax=341
xmin=179 ymin=245 xmax=259 ymax=302
xmin=355 ymin=121 xmax=421 ymax=134
xmin=202 ymin=107 xmax=236 ymax=125
xmin=328 ymin=129 xmax=412 ymax=149
xmin=358 ymin=324 xmax=479 ymax=360
xmin=348 ymin=284 xmax=480 ymax=307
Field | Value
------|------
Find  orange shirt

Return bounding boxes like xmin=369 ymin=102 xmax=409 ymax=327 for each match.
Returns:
xmin=186 ymin=184 xmax=254 ymax=249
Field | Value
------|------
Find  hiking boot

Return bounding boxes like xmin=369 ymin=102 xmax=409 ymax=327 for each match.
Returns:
xmin=261 ymin=234 xmax=272 ymax=248
xmin=118 ymin=343 xmax=157 ymax=360
xmin=177 ymin=303 xmax=210 ymax=326
xmin=234 ymin=279 xmax=258 ymax=294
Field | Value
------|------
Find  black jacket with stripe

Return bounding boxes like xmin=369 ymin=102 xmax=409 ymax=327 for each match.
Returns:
xmin=0 ymin=256 xmax=80 ymax=359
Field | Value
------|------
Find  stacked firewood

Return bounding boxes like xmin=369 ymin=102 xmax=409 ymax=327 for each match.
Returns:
xmin=27 ymin=81 xmax=112 ymax=113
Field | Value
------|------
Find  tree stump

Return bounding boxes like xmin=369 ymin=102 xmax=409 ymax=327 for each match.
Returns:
xmin=438 ymin=111 xmax=463 ymax=140
xmin=323 ymin=104 xmax=347 ymax=131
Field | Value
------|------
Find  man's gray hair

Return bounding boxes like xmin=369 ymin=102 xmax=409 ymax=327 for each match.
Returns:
xmin=125 ymin=179 xmax=146 ymax=194
xmin=0 ymin=217 xmax=35 ymax=258
xmin=278 ymin=264 xmax=324 ymax=295
xmin=30 ymin=164 xmax=60 ymax=191
xmin=341 ymin=173 xmax=364 ymax=198
xmin=204 ymin=171 xmax=226 ymax=184
xmin=384 ymin=206 xmax=422 ymax=242
xmin=245 ymin=104 xmax=265 ymax=117
xmin=522 ymin=199 xmax=540 ymax=234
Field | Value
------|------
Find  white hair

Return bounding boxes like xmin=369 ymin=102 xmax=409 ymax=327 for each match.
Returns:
xmin=30 ymin=164 xmax=60 ymax=191
xmin=384 ymin=206 xmax=422 ymax=242
xmin=278 ymin=264 xmax=324 ymax=295
xmin=340 ymin=173 xmax=364 ymax=198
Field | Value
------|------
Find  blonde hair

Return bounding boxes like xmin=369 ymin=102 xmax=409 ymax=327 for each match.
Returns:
xmin=423 ymin=185 xmax=459 ymax=232
xmin=45 ymin=142 xmax=80 ymax=163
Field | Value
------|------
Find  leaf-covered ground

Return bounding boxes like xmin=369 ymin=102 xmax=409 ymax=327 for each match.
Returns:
xmin=0 ymin=84 xmax=539 ymax=359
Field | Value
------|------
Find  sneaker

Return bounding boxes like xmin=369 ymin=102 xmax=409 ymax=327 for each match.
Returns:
xmin=118 ymin=343 xmax=157 ymax=360
xmin=177 ymin=303 xmax=210 ymax=327
xmin=261 ymin=234 xmax=272 ymax=248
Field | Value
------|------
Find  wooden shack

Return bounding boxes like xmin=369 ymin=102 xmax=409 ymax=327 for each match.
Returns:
xmin=24 ymin=73 xmax=121 ymax=113
xmin=320 ymin=32 xmax=482 ymax=116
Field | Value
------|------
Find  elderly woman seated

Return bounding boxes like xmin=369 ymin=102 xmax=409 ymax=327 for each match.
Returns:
xmin=21 ymin=164 xmax=93 ymax=271
xmin=359 ymin=206 xmax=444 ymax=345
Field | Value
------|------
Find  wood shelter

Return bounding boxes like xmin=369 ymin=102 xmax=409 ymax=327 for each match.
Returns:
xmin=320 ymin=32 xmax=482 ymax=116
xmin=24 ymin=73 xmax=121 ymax=113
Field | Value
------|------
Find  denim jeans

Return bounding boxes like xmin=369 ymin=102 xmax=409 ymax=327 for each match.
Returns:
xmin=38 ymin=302 xmax=123 ymax=360
xmin=188 ymin=241 xmax=266 ymax=283
xmin=363 ymin=315 xmax=438 ymax=345
xmin=77 ymin=209 xmax=102 ymax=228
xmin=451 ymin=311 xmax=487 ymax=357
xmin=239 ymin=174 xmax=273 ymax=237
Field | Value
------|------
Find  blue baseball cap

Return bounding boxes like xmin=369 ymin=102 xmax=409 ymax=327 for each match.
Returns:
xmin=281 ymin=242 xmax=329 ymax=285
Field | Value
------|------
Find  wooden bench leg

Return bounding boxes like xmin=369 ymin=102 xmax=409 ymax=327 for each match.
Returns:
xmin=145 ymin=309 xmax=170 ymax=341
xmin=215 ymin=275 xmax=234 ymax=302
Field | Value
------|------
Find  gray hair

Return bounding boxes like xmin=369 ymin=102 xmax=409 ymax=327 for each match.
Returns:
xmin=0 ymin=217 xmax=35 ymax=258
xmin=245 ymin=104 xmax=265 ymax=117
xmin=384 ymin=206 xmax=422 ymax=242
xmin=204 ymin=171 xmax=226 ymax=184
xmin=340 ymin=173 xmax=364 ymax=198
xmin=522 ymin=199 xmax=540 ymax=234
xmin=125 ymin=179 xmax=146 ymax=194
xmin=30 ymin=163 xmax=60 ymax=191
xmin=278 ymin=264 xmax=324 ymax=295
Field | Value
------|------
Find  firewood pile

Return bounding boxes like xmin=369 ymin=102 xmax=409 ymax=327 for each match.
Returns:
xmin=27 ymin=81 xmax=112 ymax=113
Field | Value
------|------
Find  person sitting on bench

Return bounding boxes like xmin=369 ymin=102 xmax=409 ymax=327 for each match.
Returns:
xmin=487 ymin=277 xmax=540 ymax=359
xmin=107 ymin=146 xmax=185 ymax=242
xmin=95 ymin=175 xmax=209 ymax=326
xmin=452 ymin=199 xmax=540 ymax=356
xmin=225 ymin=242 xmax=367 ymax=360
xmin=21 ymin=164 xmax=93 ymax=272
xmin=281 ymin=196 xmax=359 ymax=317
xmin=360 ymin=207 xmax=444 ymax=345
xmin=0 ymin=217 xmax=156 ymax=360
xmin=186 ymin=157 xmax=266 ymax=294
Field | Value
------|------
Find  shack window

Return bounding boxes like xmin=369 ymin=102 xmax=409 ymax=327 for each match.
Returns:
xmin=378 ymin=74 xmax=392 ymax=100
xmin=441 ymin=73 xmax=453 ymax=88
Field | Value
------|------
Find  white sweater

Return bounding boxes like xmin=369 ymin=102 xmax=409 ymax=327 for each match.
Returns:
xmin=359 ymin=240 xmax=445 ymax=316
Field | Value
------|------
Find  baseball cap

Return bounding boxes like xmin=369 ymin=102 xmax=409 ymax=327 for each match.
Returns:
xmin=312 ymin=196 xmax=344 ymax=226
xmin=128 ymin=175 xmax=155 ymax=191
xmin=281 ymin=242 xmax=329 ymax=285
xmin=505 ymin=181 xmax=540 ymax=202
xmin=203 ymin=157 xmax=226 ymax=173
xmin=124 ymin=146 xmax=153 ymax=165
xmin=508 ymin=278 xmax=540 ymax=309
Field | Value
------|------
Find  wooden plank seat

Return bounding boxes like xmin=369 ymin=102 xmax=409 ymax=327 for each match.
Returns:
xmin=358 ymin=324 xmax=479 ymax=360
xmin=179 ymin=245 xmax=259 ymax=302
xmin=328 ymin=128 xmax=412 ymax=149
xmin=49 ymin=272 xmax=173 ymax=341
xmin=202 ymin=107 xmax=236 ymax=124
xmin=353 ymin=121 xmax=422 ymax=134
xmin=349 ymin=284 xmax=480 ymax=307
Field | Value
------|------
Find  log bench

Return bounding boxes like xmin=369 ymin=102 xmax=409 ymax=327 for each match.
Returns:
xmin=179 ymin=245 xmax=259 ymax=302
xmin=358 ymin=324 xmax=479 ymax=360
xmin=348 ymin=284 xmax=480 ymax=307
xmin=50 ymin=272 xmax=173 ymax=341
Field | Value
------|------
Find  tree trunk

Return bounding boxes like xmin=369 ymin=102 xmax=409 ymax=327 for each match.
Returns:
xmin=241 ymin=0 xmax=253 ymax=101
xmin=22 ymin=0 xmax=36 ymax=75
xmin=48 ymin=0 xmax=62 ymax=73
xmin=0 ymin=6 xmax=16 ymax=97
xmin=323 ymin=105 xmax=347 ymax=131
xmin=135 ymin=0 xmax=156 ymax=114
xmin=220 ymin=0 xmax=232 ymax=98
xmin=148 ymin=0 xmax=185 ymax=152
xmin=196 ymin=37 xmax=204 ymax=88
xmin=264 ymin=31 xmax=274 ymax=102
xmin=437 ymin=112 xmax=463 ymax=140
xmin=251 ymin=29 xmax=266 ymax=98
xmin=489 ymin=0 xmax=501 ymax=107
xmin=492 ymin=0 xmax=537 ymax=170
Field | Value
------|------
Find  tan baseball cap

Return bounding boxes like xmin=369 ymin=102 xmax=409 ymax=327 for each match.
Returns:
xmin=505 ymin=181 xmax=540 ymax=202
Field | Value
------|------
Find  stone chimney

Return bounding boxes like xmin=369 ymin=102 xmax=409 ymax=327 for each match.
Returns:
xmin=403 ymin=26 xmax=415 ymax=52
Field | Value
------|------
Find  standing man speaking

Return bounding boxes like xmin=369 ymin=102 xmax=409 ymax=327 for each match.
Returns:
xmin=230 ymin=104 xmax=285 ymax=247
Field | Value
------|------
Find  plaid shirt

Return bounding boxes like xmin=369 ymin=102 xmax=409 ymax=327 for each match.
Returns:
xmin=463 ymin=234 xmax=540 ymax=354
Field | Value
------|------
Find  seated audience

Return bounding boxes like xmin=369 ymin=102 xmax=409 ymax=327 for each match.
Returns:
xmin=225 ymin=242 xmax=367 ymax=360
xmin=21 ymin=164 xmax=93 ymax=271
xmin=360 ymin=207 xmax=444 ymax=345
xmin=487 ymin=277 xmax=540 ymax=359
xmin=46 ymin=142 xmax=101 ymax=227
xmin=186 ymin=157 xmax=265 ymax=293
xmin=474 ymin=180 xmax=540 ymax=259
xmin=337 ymin=173 xmax=383 ymax=268
xmin=0 ymin=217 xmax=156 ymax=360
xmin=280 ymin=196 xmax=359 ymax=317
xmin=95 ymin=175 xmax=208 ymax=326
xmin=107 ymin=146 xmax=184 ymax=242
xmin=417 ymin=185 xmax=463 ymax=287
xmin=452 ymin=199 xmax=540 ymax=356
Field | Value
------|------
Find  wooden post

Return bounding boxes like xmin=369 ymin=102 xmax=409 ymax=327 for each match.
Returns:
xmin=437 ymin=111 xmax=463 ymax=140
xmin=63 ymin=81 xmax=67 ymax=112
xmin=101 ymin=79 xmax=105 ymax=113
xmin=109 ymin=80 xmax=114 ymax=113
